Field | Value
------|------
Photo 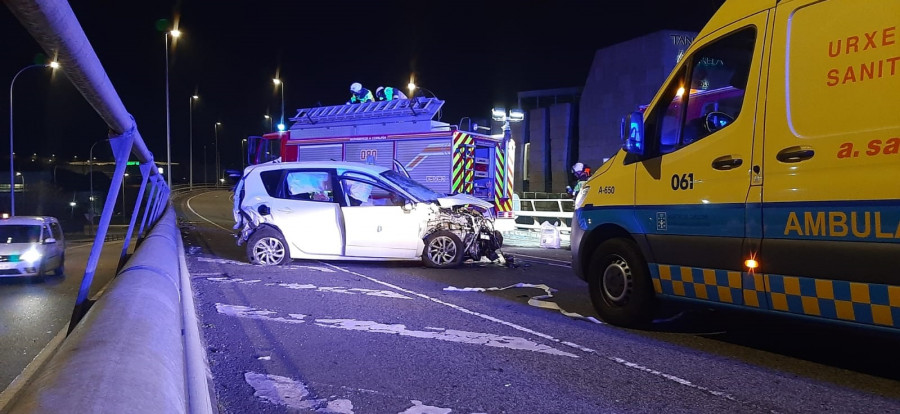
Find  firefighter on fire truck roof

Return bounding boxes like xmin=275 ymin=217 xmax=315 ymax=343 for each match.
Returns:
xmin=347 ymin=82 xmax=374 ymax=104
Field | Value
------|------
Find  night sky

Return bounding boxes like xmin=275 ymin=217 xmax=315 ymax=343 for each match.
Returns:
xmin=1 ymin=0 xmax=723 ymax=178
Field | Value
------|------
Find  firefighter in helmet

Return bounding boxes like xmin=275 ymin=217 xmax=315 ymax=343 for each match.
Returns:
xmin=375 ymin=86 xmax=408 ymax=101
xmin=347 ymin=82 xmax=374 ymax=104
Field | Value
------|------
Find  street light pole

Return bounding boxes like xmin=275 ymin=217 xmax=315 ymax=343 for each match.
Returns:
xmin=264 ymin=114 xmax=273 ymax=132
xmin=88 ymin=139 xmax=107 ymax=234
xmin=165 ymin=29 xmax=181 ymax=189
xmin=189 ymin=94 xmax=198 ymax=189
xmin=273 ymin=78 xmax=285 ymax=130
xmin=9 ymin=62 xmax=58 ymax=216
xmin=214 ymin=122 xmax=221 ymax=187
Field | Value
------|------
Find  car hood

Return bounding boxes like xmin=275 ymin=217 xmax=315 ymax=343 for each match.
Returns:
xmin=0 ymin=243 xmax=40 ymax=255
xmin=435 ymin=194 xmax=493 ymax=209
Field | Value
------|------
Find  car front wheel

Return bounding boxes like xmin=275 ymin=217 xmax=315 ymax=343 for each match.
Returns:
xmin=588 ymin=238 xmax=656 ymax=327
xmin=247 ymin=227 xmax=291 ymax=265
xmin=422 ymin=230 xmax=464 ymax=268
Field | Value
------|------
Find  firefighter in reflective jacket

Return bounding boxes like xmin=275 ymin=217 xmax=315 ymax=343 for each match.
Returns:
xmin=375 ymin=86 xmax=408 ymax=101
xmin=347 ymin=82 xmax=374 ymax=104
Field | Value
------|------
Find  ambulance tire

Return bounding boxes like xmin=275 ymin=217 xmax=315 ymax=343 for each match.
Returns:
xmin=247 ymin=226 xmax=291 ymax=266
xmin=588 ymin=238 xmax=656 ymax=327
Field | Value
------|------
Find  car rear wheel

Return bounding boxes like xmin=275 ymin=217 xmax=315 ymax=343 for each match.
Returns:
xmin=588 ymin=238 xmax=656 ymax=327
xmin=422 ymin=230 xmax=464 ymax=268
xmin=247 ymin=227 xmax=290 ymax=265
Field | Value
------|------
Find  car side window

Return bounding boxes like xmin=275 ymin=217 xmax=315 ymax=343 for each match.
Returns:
xmin=644 ymin=27 xmax=756 ymax=155
xmin=281 ymin=171 xmax=334 ymax=202
xmin=341 ymin=178 xmax=404 ymax=207
xmin=49 ymin=222 xmax=63 ymax=240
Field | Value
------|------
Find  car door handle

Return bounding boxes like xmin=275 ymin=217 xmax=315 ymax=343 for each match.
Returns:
xmin=711 ymin=155 xmax=743 ymax=170
xmin=776 ymin=146 xmax=815 ymax=163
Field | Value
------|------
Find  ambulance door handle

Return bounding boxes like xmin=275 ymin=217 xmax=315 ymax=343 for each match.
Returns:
xmin=711 ymin=155 xmax=743 ymax=170
xmin=776 ymin=146 xmax=815 ymax=163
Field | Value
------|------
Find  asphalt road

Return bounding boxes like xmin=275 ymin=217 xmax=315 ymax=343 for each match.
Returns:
xmin=0 ymin=234 xmax=127 ymax=392
xmin=177 ymin=190 xmax=900 ymax=414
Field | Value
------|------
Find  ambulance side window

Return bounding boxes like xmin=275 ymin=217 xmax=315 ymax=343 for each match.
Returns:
xmin=645 ymin=27 xmax=756 ymax=155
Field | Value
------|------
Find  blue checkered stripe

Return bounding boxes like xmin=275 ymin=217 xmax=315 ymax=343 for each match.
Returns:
xmin=766 ymin=275 xmax=900 ymax=328
xmin=650 ymin=264 xmax=766 ymax=307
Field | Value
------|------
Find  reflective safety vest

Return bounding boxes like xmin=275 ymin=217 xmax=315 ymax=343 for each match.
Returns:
xmin=349 ymin=88 xmax=374 ymax=104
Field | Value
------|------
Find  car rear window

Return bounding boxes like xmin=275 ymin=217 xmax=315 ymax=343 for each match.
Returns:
xmin=259 ymin=170 xmax=283 ymax=197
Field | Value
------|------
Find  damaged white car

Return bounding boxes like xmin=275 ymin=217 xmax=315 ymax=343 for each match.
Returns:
xmin=233 ymin=161 xmax=504 ymax=268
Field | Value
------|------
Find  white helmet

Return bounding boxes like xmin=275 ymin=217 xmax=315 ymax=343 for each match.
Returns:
xmin=350 ymin=82 xmax=362 ymax=93
xmin=572 ymin=162 xmax=584 ymax=173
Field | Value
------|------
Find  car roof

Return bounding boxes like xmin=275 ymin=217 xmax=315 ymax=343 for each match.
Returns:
xmin=0 ymin=216 xmax=57 ymax=226
xmin=248 ymin=160 xmax=391 ymax=175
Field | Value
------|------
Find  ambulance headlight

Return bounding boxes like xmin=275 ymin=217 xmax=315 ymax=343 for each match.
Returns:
xmin=21 ymin=247 xmax=42 ymax=263
xmin=574 ymin=185 xmax=590 ymax=209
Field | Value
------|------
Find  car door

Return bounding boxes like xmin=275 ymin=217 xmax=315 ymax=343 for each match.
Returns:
xmin=633 ymin=18 xmax=767 ymax=306
xmin=41 ymin=223 xmax=62 ymax=269
xmin=264 ymin=169 xmax=344 ymax=256
xmin=338 ymin=175 xmax=421 ymax=258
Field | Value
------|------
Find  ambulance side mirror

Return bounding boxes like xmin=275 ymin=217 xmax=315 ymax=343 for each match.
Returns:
xmin=621 ymin=112 xmax=645 ymax=156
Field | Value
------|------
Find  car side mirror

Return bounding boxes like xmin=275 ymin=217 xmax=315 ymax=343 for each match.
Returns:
xmin=621 ymin=111 xmax=645 ymax=156
xmin=43 ymin=237 xmax=56 ymax=244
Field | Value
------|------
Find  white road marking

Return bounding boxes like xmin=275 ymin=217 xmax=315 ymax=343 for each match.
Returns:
xmin=196 ymin=256 xmax=335 ymax=272
xmin=207 ymin=277 xmax=261 ymax=284
xmin=319 ymin=262 xmax=743 ymax=405
xmin=399 ymin=400 xmax=452 ymax=414
xmin=186 ymin=192 xmax=234 ymax=232
xmin=215 ymin=303 xmax=306 ymax=324
xmin=244 ymin=372 xmax=354 ymax=413
xmin=314 ymin=319 xmax=577 ymax=358
xmin=444 ymin=283 xmax=602 ymax=324
xmin=216 ymin=302 xmax=575 ymax=357
xmin=206 ymin=277 xmax=411 ymax=299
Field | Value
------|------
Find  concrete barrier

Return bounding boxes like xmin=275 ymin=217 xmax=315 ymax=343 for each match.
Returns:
xmin=2 ymin=207 xmax=213 ymax=413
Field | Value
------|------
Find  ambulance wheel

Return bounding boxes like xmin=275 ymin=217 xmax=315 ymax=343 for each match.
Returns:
xmin=588 ymin=238 xmax=656 ymax=327
xmin=247 ymin=227 xmax=290 ymax=266
xmin=423 ymin=231 xmax=464 ymax=268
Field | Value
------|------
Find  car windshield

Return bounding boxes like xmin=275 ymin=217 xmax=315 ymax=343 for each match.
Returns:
xmin=0 ymin=225 xmax=42 ymax=243
xmin=380 ymin=170 xmax=443 ymax=203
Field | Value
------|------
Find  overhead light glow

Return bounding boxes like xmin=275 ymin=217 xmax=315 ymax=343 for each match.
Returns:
xmin=277 ymin=123 xmax=286 ymax=131
xmin=745 ymin=259 xmax=759 ymax=269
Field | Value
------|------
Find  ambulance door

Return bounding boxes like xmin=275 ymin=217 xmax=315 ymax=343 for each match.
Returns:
xmin=633 ymin=14 xmax=768 ymax=305
xmin=760 ymin=0 xmax=900 ymax=326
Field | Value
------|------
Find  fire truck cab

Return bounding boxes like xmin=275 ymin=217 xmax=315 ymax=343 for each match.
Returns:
xmin=247 ymin=97 xmax=516 ymax=230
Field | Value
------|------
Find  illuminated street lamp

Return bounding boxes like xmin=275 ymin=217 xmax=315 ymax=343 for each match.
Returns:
xmin=189 ymin=94 xmax=198 ymax=188
xmin=15 ymin=172 xmax=24 ymax=192
xmin=9 ymin=60 xmax=59 ymax=216
xmin=164 ymin=28 xmax=181 ymax=188
xmin=264 ymin=114 xmax=273 ymax=132
xmin=273 ymin=78 xmax=285 ymax=131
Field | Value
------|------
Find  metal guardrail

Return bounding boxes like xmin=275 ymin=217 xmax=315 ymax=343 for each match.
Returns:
xmin=512 ymin=197 xmax=574 ymax=233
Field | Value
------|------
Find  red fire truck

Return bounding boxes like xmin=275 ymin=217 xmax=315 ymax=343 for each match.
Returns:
xmin=247 ymin=97 xmax=516 ymax=229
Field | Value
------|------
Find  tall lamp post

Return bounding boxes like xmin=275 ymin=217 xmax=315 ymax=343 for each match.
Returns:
xmin=264 ymin=114 xmax=273 ymax=132
xmin=214 ymin=122 xmax=221 ymax=187
xmin=88 ymin=139 xmax=108 ymax=234
xmin=164 ymin=29 xmax=181 ymax=188
xmin=9 ymin=61 xmax=59 ymax=216
xmin=189 ymin=94 xmax=198 ymax=189
xmin=273 ymin=78 xmax=285 ymax=131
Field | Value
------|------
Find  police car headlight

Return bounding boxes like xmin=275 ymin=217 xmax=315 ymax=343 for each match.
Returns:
xmin=21 ymin=247 xmax=42 ymax=263
xmin=574 ymin=185 xmax=590 ymax=209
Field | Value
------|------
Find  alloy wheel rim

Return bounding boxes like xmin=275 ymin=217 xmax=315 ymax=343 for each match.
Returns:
xmin=253 ymin=237 xmax=284 ymax=265
xmin=428 ymin=236 xmax=457 ymax=265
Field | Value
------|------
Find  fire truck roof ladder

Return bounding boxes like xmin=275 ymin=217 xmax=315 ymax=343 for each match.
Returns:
xmin=289 ymin=98 xmax=445 ymax=128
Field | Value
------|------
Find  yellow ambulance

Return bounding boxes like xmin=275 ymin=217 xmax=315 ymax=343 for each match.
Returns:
xmin=571 ymin=0 xmax=900 ymax=330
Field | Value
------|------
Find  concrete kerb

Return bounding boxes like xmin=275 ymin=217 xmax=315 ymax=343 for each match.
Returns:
xmin=2 ymin=206 xmax=213 ymax=413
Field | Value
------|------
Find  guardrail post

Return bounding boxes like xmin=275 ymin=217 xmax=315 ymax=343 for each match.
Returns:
xmin=118 ymin=162 xmax=152 ymax=271
xmin=69 ymin=127 xmax=135 ymax=332
xmin=138 ymin=177 xmax=159 ymax=241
